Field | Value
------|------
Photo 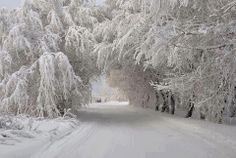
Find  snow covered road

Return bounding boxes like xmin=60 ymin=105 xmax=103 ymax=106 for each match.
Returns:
xmin=2 ymin=102 xmax=236 ymax=158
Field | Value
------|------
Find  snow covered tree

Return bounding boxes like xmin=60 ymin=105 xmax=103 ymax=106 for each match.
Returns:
xmin=94 ymin=0 xmax=236 ymax=123
xmin=0 ymin=0 xmax=101 ymax=117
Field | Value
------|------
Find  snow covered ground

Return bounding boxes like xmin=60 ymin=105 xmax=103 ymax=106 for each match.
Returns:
xmin=1 ymin=102 xmax=236 ymax=158
xmin=0 ymin=115 xmax=79 ymax=158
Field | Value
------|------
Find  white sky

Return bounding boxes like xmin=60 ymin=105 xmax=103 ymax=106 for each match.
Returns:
xmin=0 ymin=0 xmax=105 ymax=8
xmin=0 ymin=0 xmax=22 ymax=8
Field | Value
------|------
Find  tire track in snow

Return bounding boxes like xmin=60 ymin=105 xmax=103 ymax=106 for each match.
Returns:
xmin=31 ymin=123 xmax=96 ymax=158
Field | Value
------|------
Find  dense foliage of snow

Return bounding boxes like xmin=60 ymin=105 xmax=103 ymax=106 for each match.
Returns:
xmin=92 ymin=0 xmax=236 ymax=123
xmin=0 ymin=0 xmax=101 ymax=117
xmin=1 ymin=0 xmax=236 ymax=123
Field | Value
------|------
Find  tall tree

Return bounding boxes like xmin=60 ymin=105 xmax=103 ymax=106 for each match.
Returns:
xmin=0 ymin=0 xmax=101 ymax=117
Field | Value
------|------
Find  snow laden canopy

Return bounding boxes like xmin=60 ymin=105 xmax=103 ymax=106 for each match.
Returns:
xmin=94 ymin=0 xmax=236 ymax=122
xmin=0 ymin=0 xmax=101 ymax=117
xmin=1 ymin=0 xmax=236 ymax=122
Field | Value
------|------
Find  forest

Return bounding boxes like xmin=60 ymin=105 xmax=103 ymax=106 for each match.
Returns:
xmin=0 ymin=0 xmax=236 ymax=123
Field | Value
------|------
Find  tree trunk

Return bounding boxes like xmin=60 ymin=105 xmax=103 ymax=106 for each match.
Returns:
xmin=185 ymin=101 xmax=194 ymax=118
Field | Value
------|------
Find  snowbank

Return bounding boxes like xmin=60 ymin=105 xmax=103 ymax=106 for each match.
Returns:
xmin=0 ymin=114 xmax=79 ymax=145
